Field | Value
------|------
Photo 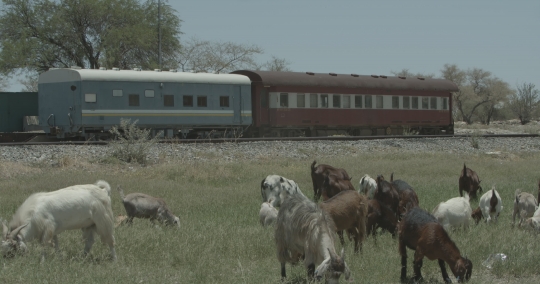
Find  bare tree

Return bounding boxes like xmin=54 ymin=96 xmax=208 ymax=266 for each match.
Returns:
xmin=508 ymin=83 xmax=539 ymax=125
xmin=177 ymin=38 xmax=263 ymax=73
xmin=258 ymin=55 xmax=291 ymax=71
xmin=476 ymin=78 xmax=512 ymax=125
xmin=18 ymin=73 xmax=39 ymax=92
xmin=390 ymin=68 xmax=435 ymax=78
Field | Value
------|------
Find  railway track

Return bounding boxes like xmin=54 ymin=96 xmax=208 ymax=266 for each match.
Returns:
xmin=0 ymin=133 xmax=538 ymax=146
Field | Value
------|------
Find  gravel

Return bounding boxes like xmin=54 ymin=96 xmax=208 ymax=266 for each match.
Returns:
xmin=1 ymin=136 xmax=539 ymax=165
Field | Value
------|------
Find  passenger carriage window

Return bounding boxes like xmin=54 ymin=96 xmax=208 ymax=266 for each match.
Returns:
xmin=297 ymin=94 xmax=305 ymax=108
xmin=183 ymin=95 xmax=193 ymax=107
xmin=403 ymin=96 xmax=410 ymax=109
xmin=310 ymin=94 xmax=318 ymax=107
xmin=280 ymin=93 xmax=289 ymax=107
xmin=129 ymin=94 xmax=139 ymax=106
xmin=412 ymin=97 xmax=419 ymax=109
xmin=220 ymin=96 xmax=230 ymax=107
xmin=376 ymin=96 xmax=383 ymax=109
xmin=197 ymin=96 xmax=207 ymax=107
xmin=392 ymin=96 xmax=399 ymax=109
xmin=321 ymin=94 xmax=328 ymax=108
xmin=422 ymin=97 xmax=429 ymax=109
xmin=164 ymin=95 xmax=174 ymax=107
xmin=365 ymin=95 xmax=372 ymax=109
xmin=355 ymin=95 xmax=363 ymax=108
xmin=112 ymin=90 xmax=123 ymax=97
xmin=85 ymin=93 xmax=96 ymax=103
xmin=430 ymin=97 xmax=437 ymax=109
xmin=145 ymin=90 xmax=154 ymax=98
xmin=332 ymin=95 xmax=341 ymax=108
xmin=343 ymin=95 xmax=351 ymax=108
xmin=442 ymin=98 xmax=448 ymax=110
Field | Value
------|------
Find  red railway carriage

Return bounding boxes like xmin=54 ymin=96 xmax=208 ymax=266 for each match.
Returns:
xmin=232 ymin=70 xmax=458 ymax=137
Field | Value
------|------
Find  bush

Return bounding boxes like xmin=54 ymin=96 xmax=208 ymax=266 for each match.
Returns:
xmin=108 ymin=119 xmax=161 ymax=164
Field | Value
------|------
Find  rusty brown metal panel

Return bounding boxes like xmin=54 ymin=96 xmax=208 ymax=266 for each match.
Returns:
xmin=231 ymin=70 xmax=459 ymax=92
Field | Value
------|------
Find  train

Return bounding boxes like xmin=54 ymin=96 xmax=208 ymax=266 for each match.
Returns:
xmin=36 ymin=67 xmax=458 ymax=139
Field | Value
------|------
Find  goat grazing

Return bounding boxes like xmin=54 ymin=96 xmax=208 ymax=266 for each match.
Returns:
xmin=459 ymin=164 xmax=483 ymax=199
xmin=471 ymin=207 xmax=483 ymax=225
xmin=359 ymin=174 xmax=377 ymax=199
xmin=117 ymin=186 xmax=180 ymax=227
xmin=261 ymin=175 xmax=304 ymax=207
xmin=259 ymin=202 xmax=278 ymax=227
xmin=399 ymin=207 xmax=473 ymax=283
xmin=311 ymin=160 xmax=350 ymax=202
xmin=275 ymin=194 xmax=351 ymax=283
xmin=512 ymin=189 xmax=538 ymax=227
xmin=320 ymin=174 xmax=355 ymax=201
xmin=2 ymin=180 xmax=116 ymax=261
xmin=432 ymin=193 xmax=472 ymax=231
xmin=523 ymin=216 xmax=540 ymax=233
xmin=478 ymin=186 xmax=503 ymax=223
xmin=390 ymin=174 xmax=420 ymax=217
xmin=366 ymin=199 xmax=398 ymax=238
xmin=319 ymin=190 xmax=368 ymax=253
xmin=374 ymin=175 xmax=400 ymax=217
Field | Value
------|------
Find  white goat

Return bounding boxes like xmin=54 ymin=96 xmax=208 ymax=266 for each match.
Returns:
xmin=261 ymin=175 xmax=304 ymax=207
xmin=523 ymin=217 xmax=540 ymax=233
xmin=275 ymin=194 xmax=351 ymax=283
xmin=1 ymin=180 xmax=116 ymax=261
xmin=479 ymin=186 xmax=503 ymax=223
xmin=359 ymin=174 xmax=377 ymax=199
xmin=512 ymin=189 xmax=538 ymax=227
xmin=432 ymin=193 xmax=472 ymax=231
xmin=259 ymin=202 xmax=278 ymax=227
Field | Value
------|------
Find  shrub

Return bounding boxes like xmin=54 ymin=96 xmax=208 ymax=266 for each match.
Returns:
xmin=108 ymin=119 xmax=161 ymax=164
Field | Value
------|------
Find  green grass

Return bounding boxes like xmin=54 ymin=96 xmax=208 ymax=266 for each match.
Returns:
xmin=1 ymin=150 xmax=540 ymax=283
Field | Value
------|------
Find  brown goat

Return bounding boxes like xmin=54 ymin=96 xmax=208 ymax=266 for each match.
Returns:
xmin=459 ymin=163 xmax=483 ymax=199
xmin=366 ymin=199 xmax=398 ymax=238
xmin=399 ymin=207 xmax=473 ymax=283
xmin=320 ymin=174 xmax=355 ymax=201
xmin=311 ymin=160 xmax=350 ymax=202
xmin=320 ymin=190 xmax=368 ymax=253
xmin=390 ymin=174 xmax=420 ymax=216
xmin=374 ymin=175 xmax=400 ymax=217
xmin=471 ymin=207 xmax=483 ymax=224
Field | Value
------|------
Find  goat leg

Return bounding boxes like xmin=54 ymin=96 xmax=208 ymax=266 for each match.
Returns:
xmin=399 ymin=241 xmax=407 ymax=282
xmin=307 ymin=263 xmax=315 ymax=280
xmin=438 ymin=259 xmax=452 ymax=283
xmin=413 ymin=251 xmax=424 ymax=282
xmin=280 ymin=262 xmax=286 ymax=279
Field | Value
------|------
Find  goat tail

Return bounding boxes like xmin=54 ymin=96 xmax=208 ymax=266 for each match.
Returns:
xmin=311 ymin=160 xmax=317 ymax=172
xmin=463 ymin=163 xmax=467 ymax=176
xmin=95 ymin=180 xmax=112 ymax=197
xmin=116 ymin=185 xmax=126 ymax=201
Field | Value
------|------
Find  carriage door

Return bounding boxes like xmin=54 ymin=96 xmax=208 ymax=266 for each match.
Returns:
xmin=233 ymin=85 xmax=242 ymax=124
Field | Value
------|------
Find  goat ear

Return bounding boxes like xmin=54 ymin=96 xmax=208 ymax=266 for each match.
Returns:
xmin=280 ymin=177 xmax=284 ymax=183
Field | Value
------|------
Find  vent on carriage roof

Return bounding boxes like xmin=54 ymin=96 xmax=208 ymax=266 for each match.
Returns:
xmin=371 ymin=75 xmax=379 ymax=78
xmin=99 ymin=67 xmax=106 ymax=70
xmin=329 ymin=73 xmax=337 ymax=76
xmin=417 ymin=77 xmax=425 ymax=80
xmin=306 ymin=72 xmax=315 ymax=75
xmin=169 ymin=69 xmax=177 ymax=72
xmin=399 ymin=76 xmax=406 ymax=79
xmin=112 ymin=67 xmax=120 ymax=71
xmin=351 ymin=74 xmax=359 ymax=77
xmin=380 ymin=75 xmax=387 ymax=78
xmin=154 ymin=69 xmax=162 ymax=72
xmin=133 ymin=68 xmax=141 ymax=71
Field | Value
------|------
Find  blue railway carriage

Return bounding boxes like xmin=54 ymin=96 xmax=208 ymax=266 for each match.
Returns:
xmin=38 ymin=67 xmax=252 ymax=139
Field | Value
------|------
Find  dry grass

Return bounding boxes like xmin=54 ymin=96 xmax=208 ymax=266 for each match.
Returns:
xmin=1 ymin=151 xmax=540 ymax=283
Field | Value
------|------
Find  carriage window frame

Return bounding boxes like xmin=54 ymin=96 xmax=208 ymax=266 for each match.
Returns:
xmin=442 ymin=97 xmax=448 ymax=110
xmin=112 ymin=90 xmax=123 ymax=97
xmin=422 ymin=97 xmax=429 ymax=109
xmin=321 ymin=94 xmax=328 ymax=108
xmin=220 ymin=96 xmax=230 ymax=107
xmin=403 ymin=96 xmax=410 ymax=109
xmin=129 ymin=94 xmax=139 ymax=106
xmin=310 ymin=94 xmax=318 ymax=108
xmin=355 ymin=95 xmax=363 ymax=108
xmin=197 ymin=96 xmax=208 ymax=107
xmin=183 ymin=95 xmax=193 ymax=107
xmin=392 ymin=96 xmax=399 ymax=109
xmin=280 ymin=93 xmax=289 ymax=107
xmin=145 ymin=89 xmax=154 ymax=98
xmin=430 ymin=97 xmax=437 ymax=110
xmin=332 ymin=94 xmax=341 ymax=108
xmin=85 ymin=93 xmax=96 ymax=103
xmin=412 ymin=97 xmax=419 ymax=109
xmin=164 ymin=95 xmax=174 ymax=107
xmin=343 ymin=95 xmax=351 ymax=108
xmin=297 ymin=93 xmax=305 ymax=108
xmin=376 ymin=96 xmax=383 ymax=109
xmin=365 ymin=95 xmax=372 ymax=109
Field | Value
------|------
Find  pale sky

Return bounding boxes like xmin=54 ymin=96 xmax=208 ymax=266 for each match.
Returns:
xmin=5 ymin=0 xmax=539 ymax=91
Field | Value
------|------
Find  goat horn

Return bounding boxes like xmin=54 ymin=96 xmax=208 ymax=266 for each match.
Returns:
xmin=8 ymin=223 xmax=28 ymax=240
xmin=327 ymin=248 xmax=338 ymax=260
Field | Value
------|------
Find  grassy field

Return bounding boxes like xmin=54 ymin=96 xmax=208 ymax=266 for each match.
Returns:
xmin=1 ymin=148 xmax=540 ymax=283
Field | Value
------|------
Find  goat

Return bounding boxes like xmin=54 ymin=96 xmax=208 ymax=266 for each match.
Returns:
xmin=471 ymin=207 xmax=483 ymax=225
xmin=459 ymin=163 xmax=483 ymax=199
xmin=117 ymin=186 xmax=180 ymax=227
xmin=399 ymin=207 xmax=473 ymax=283
xmin=275 ymin=194 xmax=351 ymax=283
xmin=432 ymin=193 xmax=472 ymax=231
xmin=261 ymin=175 xmax=304 ymax=207
xmin=320 ymin=174 xmax=355 ymax=201
xmin=366 ymin=199 xmax=398 ymax=238
xmin=311 ymin=160 xmax=350 ymax=202
xmin=523 ymin=216 xmax=540 ymax=233
xmin=319 ymin=190 xmax=368 ymax=253
xmin=390 ymin=174 xmax=420 ymax=217
xmin=374 ymin=175 xmax=400 ymax=217
xmin=359 ymin=174 xmax=377 ymax=199
xmin=1 ymin=180 xmax=116 ymax=261
xmin=259 ymin=202 xmax=278 ymax=227
xmin=512 ymin=189 xmax=538 ymax=227
xmin=479 ymin=186 xmax=503 ymax=223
